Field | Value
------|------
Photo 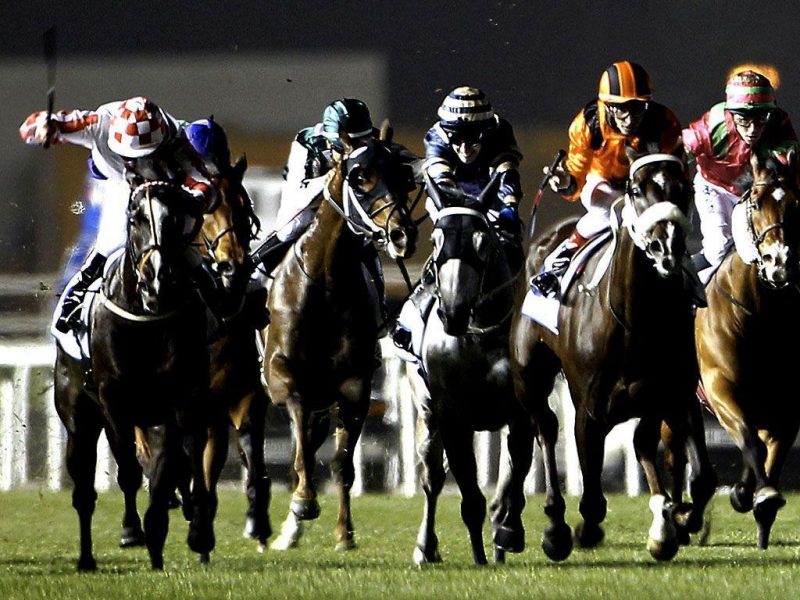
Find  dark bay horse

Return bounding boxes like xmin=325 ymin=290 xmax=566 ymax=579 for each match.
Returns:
xmin=406 ymin=177 xmax=534 ymax=566
xmin=54 ymin=178 xmax=217 ymax=570
xmin=696 ymin=151 xmax=800 ymax=549
xmin=511 ymin=149 xmax=716 ymax=561
xmin=263 ymin=132 xmax=417 ymax=551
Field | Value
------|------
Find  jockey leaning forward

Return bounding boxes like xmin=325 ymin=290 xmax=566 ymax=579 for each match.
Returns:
xmin=249 ymin=97 xmax=418 ymax=324
xmin=683 ymin=69 xmax=800 ymax=283
xmin=393 ymin=86 xmax=524 ymax=354
xmin=532 ymin=61 xmax=684 ymax=297
xmin=20 ymin=97 xmax=221 ymax=342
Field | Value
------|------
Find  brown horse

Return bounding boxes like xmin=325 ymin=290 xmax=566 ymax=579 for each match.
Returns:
xmin=510 ymin=149 xmax=716 ymax=562
xmin=54 ymin=177 xmax=217 ymax=570
xmin=695 ymin=151 xmax=800 ymax=549
xmin=263 ymin=130 xmax=417 ymax=551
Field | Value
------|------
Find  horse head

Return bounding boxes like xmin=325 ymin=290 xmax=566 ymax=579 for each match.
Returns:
xmin=622 ymin=146 xmax=691 ymax=277
xmin=336 ymin=129 xmax=418 ymax=259
xmin=198 ymin=156 xmax=260 ymax=294
xmin=126 ymin=180 xmax=205 ymax=313
xmin=738 ymin=149 xmax=800 ymax=288
xmin=426 ymin=174 xmax=509 ymax=336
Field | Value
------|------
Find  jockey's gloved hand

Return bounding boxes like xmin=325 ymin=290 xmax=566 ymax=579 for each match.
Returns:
xmin=497 ymin=204 xmax=520 ymax=227
xmin=19 ymin=111 xmax=59 ymax=146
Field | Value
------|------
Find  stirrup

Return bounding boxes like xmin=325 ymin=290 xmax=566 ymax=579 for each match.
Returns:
xmin=531 ymin=271 xmax=561 ymax=298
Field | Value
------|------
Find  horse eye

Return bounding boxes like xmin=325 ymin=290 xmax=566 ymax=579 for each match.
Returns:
xmin=473 ymin=230 xmax=488 ymax=260
xmin=431 ymin=228 xmax=444 ymax=258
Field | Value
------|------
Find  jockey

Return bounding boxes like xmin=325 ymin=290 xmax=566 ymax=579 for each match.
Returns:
xmin=184 ymin=115 xmax=231 ymax=176
xmin=533 ymin=61 xmax=683 ymax=296
xmin=393 ymin=86 xmax=524 ymax=355
xmin=683 ymin=69 xmax=800 ymax=282
xmin=20 ymin=97 xmax=218 ymax=339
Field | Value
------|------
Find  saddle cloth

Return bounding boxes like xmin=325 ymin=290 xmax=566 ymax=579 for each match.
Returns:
xmin=521 ymin=230 xmax=613 ymax=335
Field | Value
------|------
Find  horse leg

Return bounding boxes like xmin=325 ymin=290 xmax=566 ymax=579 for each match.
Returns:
xmin=574 ymin=406 xmax=607 ymax=550
xmin=634 ymin=416 xmax=679 ymax=561
xmin=731 ymin=464 xmax=756 ymax=513
xmin=106 ymin=424 xmax=145 ymax=548
xmin=64 ymin=406 xmax=103 ymax=571
xmin=491 ymin=410 xmax=534 ymax=561
xmin=203 ymin=414 xmax=229 ymax=538
xmin=413 ymin=403 xmax=445 ymax=565
xmin=234 ymin=390 xmax=272 ymax=547
xmin=182 ymin=417 xmax=216 ymax=562
xmin=752 ymin=427 xmax=797 ymax=549
xmin=441 ymin=423 xmax=487 ymax=566
xmin=143 ymin=424 xmax=177 ymax=570
xmin=271 ymin=401 xmax=328 ymax=551
xmin=331 ymin=396 xmax=369 ymax=552
xmin=660 ymin=421 xmax=690 ymax=545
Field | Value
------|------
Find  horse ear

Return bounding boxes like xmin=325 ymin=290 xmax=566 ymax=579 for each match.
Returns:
xmin=232 ymin=154 xmax=248 ymax=180
xmin=786 ymin=147 xmax=797 ymax=172
xmin=625 ymin=144 xmax=639 ymax=164
xmin=379 ymin=119 xmax=393 ymax=145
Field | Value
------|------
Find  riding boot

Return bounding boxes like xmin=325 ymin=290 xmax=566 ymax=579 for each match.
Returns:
xmin=190 ymin=262 xmax=231 ymax=339
xmin=530 ymin=230 xmax=588 ymax=298
xmin=243 ymin=280 xmax=270 ymax=330
xmin=251 ymin=234 xmax=293 ymax=275
xmin=55 ymin=252 xmax=107 ymax=334
xmin=392 ymin=259 xmax=436 ymax=354
xmin=683 ymin=253 xmax=708 ymax=310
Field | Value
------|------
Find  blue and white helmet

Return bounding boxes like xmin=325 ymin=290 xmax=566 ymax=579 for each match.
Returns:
xmin=185 ymin=116 xmax=230 ymax=167
xmin=437 ymin=86 xmax=496 ymax=133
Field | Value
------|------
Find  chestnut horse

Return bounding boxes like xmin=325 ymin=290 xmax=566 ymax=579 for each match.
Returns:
xmin=695 ymin=151 xmax=800 ymax=549
xmin=405 ymin=176 xmax=534 ymax=566
xmin=510 ymin=149 xmax=716 ymax=562
xmin=54 ymin=177 xmax=217 ymax=570
xmin=263 ymin=131 xmax=417 ymax=551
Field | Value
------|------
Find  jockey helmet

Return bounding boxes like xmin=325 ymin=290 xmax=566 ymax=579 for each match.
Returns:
xmin=437 ymin=86 xmax=496 ymax=136
xmin=185 ymin=116 xmax=231 ymax=166
xmin=725 ymin=70 xmax=777 ymax=112
xmin=598 ymin=61 xmax=653 ymax=104
xmin=322 ymin=98 xmax=374 ymax=148
xmin=107 ymin=97 xmax=168 ymax=158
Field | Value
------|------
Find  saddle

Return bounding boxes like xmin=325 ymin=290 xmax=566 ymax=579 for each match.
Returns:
xmin=521 ymin=230 xmax=614 ymax=334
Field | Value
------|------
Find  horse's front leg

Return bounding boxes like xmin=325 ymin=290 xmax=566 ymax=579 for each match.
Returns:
xmin=181 ymin=413 xmax=216 ymax=564
xmin=574 ymin=405 xmax=608 ymax=551
xmin=107 ymin=424 xmax=145 ymax=548
xmin=441 ymin=423 xmax=487 ymax=566
xmin=234 ymin=389 xmax=272 ymax=548
xmin=413 ymin=400 xmax=445 ymax=565
xmin=634 ymin=416 xmax=679 ymax=561
xmin=752 ymin=425 xmax=798 ymax=549
xmin=331 ymin=387 xmax=369 ymax=552
xmin=491 ymin=408 xmax=534 ymax=562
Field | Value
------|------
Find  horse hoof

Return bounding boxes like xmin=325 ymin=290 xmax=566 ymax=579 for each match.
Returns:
xmin=542 ymin=522 xmax=573 ymax=561
xmin=290 ymin=496 xmax=320 ymax=521
xmin=647 ymin=536 xmax=680 ymax=561
xmin=574 ymin=521 xmax=604 ymax=549
xmin=243 ymin=516 xmax=271 ymax=543
xmin=119 ymin=526 xmax=145 ymax=548
xmin=199 ymin=552 xmax=210 ymax=565
xmin=77 ymin=556 xmax=97 ymax=572
xmin=168 ymin=492 xmax=182 ymax=510
xmin=413 ymin=545 xmax=442 ymax=566
xmin=494 ymin=547 xmax=506 ymax=564
xmin=730 ymin=482 xmax=754 ymax=513
xmin=188 ymin=525 xmax=216 ymax=555
xmin=335 ymin=538 xmax=356 ymax=552
xmin=493 ymin=524 xmax=525 ymax=553
xmin=754 ymin=487 xmax=786 ymax=549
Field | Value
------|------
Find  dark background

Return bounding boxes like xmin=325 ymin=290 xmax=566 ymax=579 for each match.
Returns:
xmin=2 ymin=1 xmax=798 ymax=129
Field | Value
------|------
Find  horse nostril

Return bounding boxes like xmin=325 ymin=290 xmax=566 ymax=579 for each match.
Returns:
xmin=762 ymin=253 xmax=774 ymax=265
xmin=647 ymin=239 xmax=663 ymax=255
xmin=219 ymin=261 xmax=235 ymax=276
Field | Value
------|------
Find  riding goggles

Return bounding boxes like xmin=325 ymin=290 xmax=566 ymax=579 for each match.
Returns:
xmin=731 ymin=112 xmax=770 ymax=128
xmin=606 ymin=100 xmax=648 ymax=120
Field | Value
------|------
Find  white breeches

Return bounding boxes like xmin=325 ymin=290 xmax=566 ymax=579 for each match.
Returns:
xmin=274 ymin=141 xmax=326 ymax=242
xmin=575 ymin=173 xmax=624 ymax=238
xmin=693 ymin=172 xmax=740 ymax=269
xmin=92 ymin=179 xmax=129 ymax=256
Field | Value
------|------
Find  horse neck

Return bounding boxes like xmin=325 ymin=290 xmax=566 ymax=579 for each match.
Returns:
xmin=715 ymin=252 xmax=775 ymax=316
xmin=469 ymin=248 xmax=515 ymax=330
xmin=104 ymin=251 xmax=143 ymax=311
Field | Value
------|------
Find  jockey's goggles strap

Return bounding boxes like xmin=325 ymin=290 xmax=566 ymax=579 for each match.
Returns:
xmin=628 ymin=153 xmax=684 ymax=180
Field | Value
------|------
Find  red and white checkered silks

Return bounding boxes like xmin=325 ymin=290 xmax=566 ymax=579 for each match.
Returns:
xmin=107 ymin=97 xmax=167 ymax=158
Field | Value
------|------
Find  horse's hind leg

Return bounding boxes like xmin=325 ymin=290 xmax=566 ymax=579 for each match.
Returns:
xmin=441 ymin=424 xmax=487 ymax=566
xmin=64 ymin=406 xmax=103 ymax=571
xmin=574 ymin=406 xmax=609 ymax=551
xmin=491 ymin=411 xmax=534 ymax=560
xmin=107 ymin=424 xmax=145 ymax=548
xmin=235 ymin=390 xmax=272 ymax=547
xmin=413 ymin=404 xmax=445 ymax=565
xmin=331 ymin=396 xmax=369 ymax=551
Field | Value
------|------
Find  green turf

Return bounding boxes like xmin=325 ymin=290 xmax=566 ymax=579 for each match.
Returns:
xmin=2 ymin=488 xmax=800 ymax=599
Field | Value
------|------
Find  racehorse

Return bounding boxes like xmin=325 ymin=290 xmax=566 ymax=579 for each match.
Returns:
xmin=263 ymin=129 xmax=417 ymax=551
xmin=695 ymin=150 xmax=800 ymax=549
xmin=510 ymin=148 xmax=716 ymax=561
xmin=405 ymin=175 xmax=534 ymax=566
xmin=54 ymin=175 xmax=218 ymax=570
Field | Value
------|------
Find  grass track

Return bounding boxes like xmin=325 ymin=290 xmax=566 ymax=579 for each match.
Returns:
xmin=2 ymin=489 xmax=800 ymax=599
